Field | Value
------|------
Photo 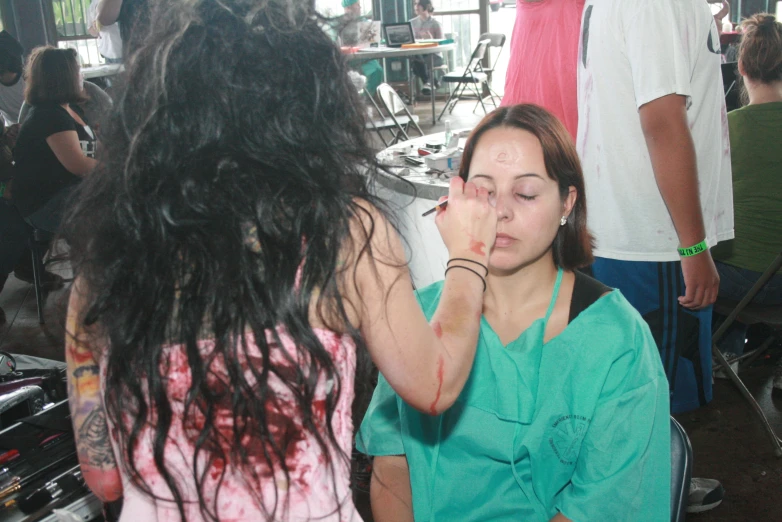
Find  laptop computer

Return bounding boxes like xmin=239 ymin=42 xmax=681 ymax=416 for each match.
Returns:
xmin=383 ymin=22 xmax=415 ymax=47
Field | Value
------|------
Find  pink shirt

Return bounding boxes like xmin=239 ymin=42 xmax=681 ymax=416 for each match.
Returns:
xmin=104 ymin=329 xmax=360 ymax=521
xmin=501 ymin=0 xmax=585 ymax=139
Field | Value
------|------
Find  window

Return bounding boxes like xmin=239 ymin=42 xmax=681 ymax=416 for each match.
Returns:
xmin=53 ymin=0 xmax=90 ymax=38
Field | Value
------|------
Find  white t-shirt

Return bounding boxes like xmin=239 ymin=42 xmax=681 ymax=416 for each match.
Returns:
xmin=88 ymin=0 xmax=123 ymax=60
xmin=576 ymin=0 xmax=734 ymax=262
xmin=0 ymin=76 xmax=25 ymax=125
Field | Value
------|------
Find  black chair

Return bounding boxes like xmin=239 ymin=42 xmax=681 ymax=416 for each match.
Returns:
xmin=670 ymin=417 xmax=693 ymax=522
xmin=475 ymin=32 xmax=506 ymax=107
xmin=28 ymin=228 xmax=53 ymax=324
xmin=721 ymin=62 xmax=740 ymax=112
xmin=711 ymin=250 xmax=782 ymax=456
xmin=438 ymin=39 xmax=492 ymax=121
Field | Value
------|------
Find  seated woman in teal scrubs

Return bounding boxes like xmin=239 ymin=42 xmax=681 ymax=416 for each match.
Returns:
xmin=357 ymin=104 xmax=671 ymax=522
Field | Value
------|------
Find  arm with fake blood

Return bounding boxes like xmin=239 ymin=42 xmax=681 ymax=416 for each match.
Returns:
xmin=66 ymin=281 xmax=123 ymax=503
xmin=350 ymin=178 xmax=495 ymax=415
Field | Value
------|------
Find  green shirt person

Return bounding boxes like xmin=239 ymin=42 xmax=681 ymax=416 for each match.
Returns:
xmin=357 ymin=105 xmax=671 ymax=522
xmin=340 ymin=0 xmax=382 ymax=95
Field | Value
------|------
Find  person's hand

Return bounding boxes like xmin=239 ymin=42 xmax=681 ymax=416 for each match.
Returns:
xmin=4 ymin=124 xmax=20 ymax=147
xmin=679 ymin=251 xmax=720 ymax=310
xmin=435 ymin=176 xmax=497 ymax=265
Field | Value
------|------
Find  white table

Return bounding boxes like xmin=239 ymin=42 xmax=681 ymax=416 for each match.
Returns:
xmin=82 ymin=63 xmax=122 ymax=80
xmin=346 ymin=44 xmax=455 ymax=125
xmin=373 ymin=130 xmax=471 ymax=288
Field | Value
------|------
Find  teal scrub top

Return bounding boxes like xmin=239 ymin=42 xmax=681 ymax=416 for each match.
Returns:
xmin=357 ymin=270 xmax=671 ymax=521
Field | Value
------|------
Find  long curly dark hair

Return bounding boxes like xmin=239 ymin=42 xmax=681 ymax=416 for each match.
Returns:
xmin=61 ymin=0 xmax=391 ymax=519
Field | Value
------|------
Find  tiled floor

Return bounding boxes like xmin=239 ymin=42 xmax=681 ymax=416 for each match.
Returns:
xmin=2 ymin=98 xmax=781 ymax=521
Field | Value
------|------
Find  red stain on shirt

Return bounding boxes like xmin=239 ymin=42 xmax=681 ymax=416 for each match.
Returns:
xmin=104 ymin=329 xmax=360 ymax=519
xmin=432 ymin=321 xmax=443 ymax=339
xmin=429 ymin=355 xmax=445 ymax=415
xmin=468 ymin=240 xmax=486 ymax=257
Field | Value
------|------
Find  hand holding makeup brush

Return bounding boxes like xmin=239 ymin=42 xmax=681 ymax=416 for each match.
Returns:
xmin=434 ymin=176 xmax=497 ymax=266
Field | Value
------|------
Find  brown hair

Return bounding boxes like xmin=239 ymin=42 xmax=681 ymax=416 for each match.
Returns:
xmin=458 ymin=104 xmax=594 ymax=270
xmin=24 ymin=46 xmax=86 ymax=106
xmin=416 ymin=0 xmax=435 ymax=13
xmin=738 ymin=14 xmax=782 ymax=84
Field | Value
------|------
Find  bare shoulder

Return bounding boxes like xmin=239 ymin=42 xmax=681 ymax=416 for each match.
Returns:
xmin=336 ymin=199 xmax=409 ymax=329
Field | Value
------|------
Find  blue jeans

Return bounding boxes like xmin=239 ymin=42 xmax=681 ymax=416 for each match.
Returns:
xmin=591 ymin=257 xmax=713 ymax=414
xmin=715 ymin=261 xmax=782 ymax=356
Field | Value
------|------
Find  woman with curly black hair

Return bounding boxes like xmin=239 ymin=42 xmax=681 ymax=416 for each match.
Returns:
xmin=62 ymin=0 xmax=496 ymax=520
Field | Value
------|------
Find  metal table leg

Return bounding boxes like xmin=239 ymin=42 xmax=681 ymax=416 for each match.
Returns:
xmin=430 ymin=53 xmax=436 ymax=125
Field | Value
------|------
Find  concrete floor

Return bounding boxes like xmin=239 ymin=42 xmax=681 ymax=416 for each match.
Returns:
xmin=3 ymin=98 xmax=781 ymax=521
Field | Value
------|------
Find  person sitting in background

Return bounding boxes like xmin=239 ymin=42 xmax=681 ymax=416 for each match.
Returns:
xmin=0 ymin=31 xmax=25 ymax=126
xmin=409 ymin=0 xmax=443 ymax=95
xmin=19 ymin=80 xmax=112 ymax=130
xmin=712 ymin=14 xmax=782 ymax=382
xmin=359 ymin=105 xmax=670 ymax=522
xmin=340 ymin=0 xmax=383 ymax=95
xmin=0 ymin=118 xmax=27 ymax=326
xmin=12 ymin=47 xmax=97 ymax=234
xmin=0 ymin=38 xmax=68 ymax=324
xmin=61 ymin=0 xmax=496 ymax=517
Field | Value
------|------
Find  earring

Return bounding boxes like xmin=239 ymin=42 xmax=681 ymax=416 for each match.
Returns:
xmin=560 ymin=216 xmax=567 ymax=226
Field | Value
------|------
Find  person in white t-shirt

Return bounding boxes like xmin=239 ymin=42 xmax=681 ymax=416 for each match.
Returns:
xmin=577 ymin=0 xmax=732 ymax=513
xmin=88 ymin=0 xmax=123 ymax=63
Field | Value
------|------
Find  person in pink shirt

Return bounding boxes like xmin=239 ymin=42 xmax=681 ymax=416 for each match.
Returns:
xmin=501 ymin=0 xmax=585 ymax=140
xmin=61 ymin=0 xmax=498 ymax=520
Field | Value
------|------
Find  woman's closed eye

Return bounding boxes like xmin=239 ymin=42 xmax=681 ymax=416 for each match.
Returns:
xmin=516 ymin=193 xmax=537 ymax=201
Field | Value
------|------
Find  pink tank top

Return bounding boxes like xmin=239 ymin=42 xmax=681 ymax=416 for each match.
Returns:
xmin=501 ymin=0 xmax=585 ymax=139
xmin=102 ymin=328 xmax=360 ymax=521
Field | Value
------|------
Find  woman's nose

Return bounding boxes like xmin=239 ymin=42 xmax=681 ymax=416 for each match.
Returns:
xmin=494 ymin=194 xmax=511 ymax=220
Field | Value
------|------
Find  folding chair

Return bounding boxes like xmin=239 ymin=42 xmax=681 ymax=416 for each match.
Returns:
xmin=374 ymin=83 xmax=424 ymax=145
xmin=438 ymin=39 xmax=492 ymax=121
xmin=363 ymin=90 xmax=398 ymax=148
xmin=475 ymin=32 xmax=506 ymax=108
xmin=712 ymin=250 xmax=782 ymax=456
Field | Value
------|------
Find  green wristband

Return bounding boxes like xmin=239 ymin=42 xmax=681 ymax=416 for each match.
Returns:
xmin=677 ymin=239 xmax=708 ymax=257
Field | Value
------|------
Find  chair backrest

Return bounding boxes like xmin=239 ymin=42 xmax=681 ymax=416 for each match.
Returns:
xmin=477 ymin=32 xmax=505 ymax=49
xmin=464 ymin=39 xmax=490 ymax=74
xmin=376 ymin=83 xmax=407 ymax=116
xmin=477 ymin=32 xmax=506 ymax=72
xmin=670 ymin=417 xmax=692 ymax=522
